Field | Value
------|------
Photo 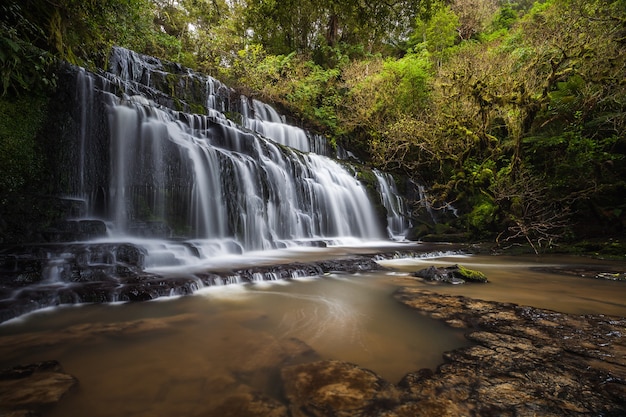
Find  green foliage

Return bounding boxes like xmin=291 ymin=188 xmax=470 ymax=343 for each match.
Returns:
xmin=0 ymin=95 xmax=49 ymax=200
xmin=340 ymin=51 xmax=431 ymax=128
xmin=490 ymin=4 xmax=519 ymax=31
xmin=467 ymin=197 xmax=497 ymax=235
xmin=2 ymin=0 xmax=625 ymax=248
xmin=284 ymin=61 xmax=341 ymax=130
xmin=2 ymin=0 xmax=183 ymax=70
xmin=0 ymin=37 xmax=58 ymax=96
xmin=0 ymin=3 xmax=58 ymax=95
xmin=380 ymin=52 xmax=432 ymax=112
xmin=410 ymin=3 xmax=460 ymax=64
xmin=241 ymin=0 xmax=429 ymax=62
xmin=523 ymin=115 xmax=623 ymax=193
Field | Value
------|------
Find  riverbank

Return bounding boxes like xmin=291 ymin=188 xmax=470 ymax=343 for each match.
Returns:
xmin=468 ymin=236 xmax=626 ymax=262
xmin=276 ymin=288 xmax=626 ymax=416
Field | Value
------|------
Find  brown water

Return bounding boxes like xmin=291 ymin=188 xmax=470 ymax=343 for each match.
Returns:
xmin=379 ymin=253 xmax=626 ymax=316
xmin=1 ymin=250 xmax=625 ymax=417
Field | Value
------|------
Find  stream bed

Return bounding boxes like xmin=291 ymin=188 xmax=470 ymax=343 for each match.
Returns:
xmin=1 ymin=250 xmax=625 ymax=417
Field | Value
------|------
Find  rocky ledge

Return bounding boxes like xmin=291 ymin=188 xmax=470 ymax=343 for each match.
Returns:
xmin=280 ymin=289 xmax=626 ymax=417
xmin=0 ymin=242 xmax=463 ymax=323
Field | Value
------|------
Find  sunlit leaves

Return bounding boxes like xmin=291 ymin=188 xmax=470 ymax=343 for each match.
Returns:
xmin=410 ymin=3 xmax=459 ymax=65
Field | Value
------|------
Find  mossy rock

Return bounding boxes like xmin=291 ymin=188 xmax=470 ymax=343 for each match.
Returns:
xmin=413 ymin=264 xmax=488 ymax=284
xmin=454 ymin=264 xmax=488 ymax=283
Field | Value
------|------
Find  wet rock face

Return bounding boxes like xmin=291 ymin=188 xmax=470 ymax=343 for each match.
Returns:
xmin=1 ymin=246 xmax=436 ymax=323
xmin=0 ymin=243 xmax=161 ymax=322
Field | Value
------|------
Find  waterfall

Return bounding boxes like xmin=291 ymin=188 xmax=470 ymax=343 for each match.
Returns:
xmin=60 ymin=47 xmax=394 ymax=267
xmin=0 ymin=47 xmax=439 ymax=322
xmin=0 ymin=46 xmax=444 ymax=324
xmin=240 ymin=96 xmax=330 ymax=155
xmin=373 ymin=170 xmax=410 ymax=239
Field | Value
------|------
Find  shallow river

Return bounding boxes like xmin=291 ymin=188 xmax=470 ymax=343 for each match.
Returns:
xmin=1 ymin=247 xmax=625 ymax=417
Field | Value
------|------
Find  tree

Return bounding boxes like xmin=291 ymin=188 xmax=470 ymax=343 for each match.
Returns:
xmin=242 ymin=0 xmax=432 ymax=65
xmin=450 ymin=0 xmax=499 ymax=40
xmin=337 ymin=50 xmax=436 ymax=172
xmin=410 ymin=3 xmax=460 ymax=66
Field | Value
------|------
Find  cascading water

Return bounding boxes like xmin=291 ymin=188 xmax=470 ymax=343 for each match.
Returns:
xmin=240 ymin=97 xmax=324 ymax=154
xmin=0 ymin=47 xmax=420 ymax=322
xmin=72 ymin=47 xmax=392 ymax=265
xmin=373 ymin=170 xmax=411 ymax=239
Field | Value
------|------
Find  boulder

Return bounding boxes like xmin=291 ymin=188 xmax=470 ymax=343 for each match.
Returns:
xmin=412 ymin=264 xmax=488 ymax=284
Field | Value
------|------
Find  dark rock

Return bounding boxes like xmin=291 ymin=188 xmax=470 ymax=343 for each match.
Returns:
xmin=127 ymin=221 xmax=172 ymax=238
xmin=413 ymin=265 xmax=465 ymax=284
xmin=42 ymin=219 xmax=107 ymax=242
xmin=114 ymin=244 xmax=147 ymax=267
xmin=0 ymin=361 xmax=77 ymax=415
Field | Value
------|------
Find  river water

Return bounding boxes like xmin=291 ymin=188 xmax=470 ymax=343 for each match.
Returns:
xmin=1 ymin=248 xmax=625 ymax=417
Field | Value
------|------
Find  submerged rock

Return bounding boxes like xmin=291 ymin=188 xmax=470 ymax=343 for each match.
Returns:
xmin=205 ymin=391 xmax=288 ymax=417
xmin=0 ymin=361 xmax=77 ymax=416
xmin=281 ymin=360 xmax=402 ymax=417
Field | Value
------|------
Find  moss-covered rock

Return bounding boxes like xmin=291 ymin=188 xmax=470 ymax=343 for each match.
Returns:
xmin=412 ymin=264 xmax=488 ymax=284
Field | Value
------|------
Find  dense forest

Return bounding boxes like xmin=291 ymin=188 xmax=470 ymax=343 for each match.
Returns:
xmin=1 ymin=0 xmax=625 ymax=252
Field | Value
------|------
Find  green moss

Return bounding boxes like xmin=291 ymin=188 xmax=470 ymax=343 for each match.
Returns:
xmin=188 ymin=102 xmax=207 ymax=115
xmin=356 ymin=168 xmax=377 ymax=190
xmin=455 ymin=264 xmax=488 ymax=283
